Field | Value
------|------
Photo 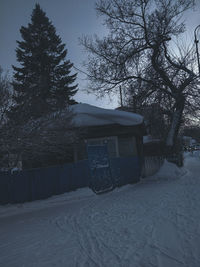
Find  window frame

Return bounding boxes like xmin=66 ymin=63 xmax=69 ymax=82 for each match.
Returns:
xmin=85 ymin=136 xmax=119 ymax=157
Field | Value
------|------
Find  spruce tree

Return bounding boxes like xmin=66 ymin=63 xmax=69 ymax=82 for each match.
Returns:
xmin=10 ymin=4 xmax=77 ymax=123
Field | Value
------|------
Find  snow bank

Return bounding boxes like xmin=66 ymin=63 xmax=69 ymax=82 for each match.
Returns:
xmin=146 ymin=160 xmax=186 ymax=181
xmin=70 ymin=103 xmax=143 ymax=127
xmin=153 ymin=152 xmax=200 ymax=182
xmin=0 ymin=188 xmax=94 ymax=219
xmin=183 ymin=152 xmax=200 ymax=173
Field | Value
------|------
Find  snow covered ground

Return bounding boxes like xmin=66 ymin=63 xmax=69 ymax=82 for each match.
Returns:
xmin=0 ymin=153 xmax=200 ymax=267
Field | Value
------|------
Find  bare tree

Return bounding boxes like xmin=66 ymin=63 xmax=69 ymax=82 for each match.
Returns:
xmin=125 ymin=46 xmax=200 ymax=139
xmin=81 ymin=0 xmax=199 ymax=152
xmin=0 ymin=108 xmax=80 ymax=170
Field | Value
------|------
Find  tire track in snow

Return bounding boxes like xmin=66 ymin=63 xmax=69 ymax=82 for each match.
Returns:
xmin=147 ymin=157 xmax=200 ymax=267
xmin=176 ymin=171 xmax=200 ymax=267
xmin=69 ymin=187 xmax=161 ymax=267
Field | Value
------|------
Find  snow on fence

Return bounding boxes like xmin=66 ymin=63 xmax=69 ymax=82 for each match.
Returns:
xmin=142 ymin=156 xmax=164 ymax=177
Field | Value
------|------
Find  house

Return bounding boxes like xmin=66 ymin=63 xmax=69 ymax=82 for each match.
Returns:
xmin=70 ymin=103 xmax=145 ymax=160
xmin=70 ymin=103 xmax=146 ymax=193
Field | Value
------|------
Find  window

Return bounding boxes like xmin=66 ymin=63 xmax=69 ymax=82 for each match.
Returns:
xmin=86 ymin=136 xmax=119 ymax=158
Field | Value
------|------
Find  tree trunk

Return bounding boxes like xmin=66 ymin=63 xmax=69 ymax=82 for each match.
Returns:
xmin=165 ymin=96 xmax=185 ymax=152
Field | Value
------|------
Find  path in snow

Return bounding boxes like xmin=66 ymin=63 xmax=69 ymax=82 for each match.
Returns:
xmin=0 ymin=154 xmax=200 ymax=267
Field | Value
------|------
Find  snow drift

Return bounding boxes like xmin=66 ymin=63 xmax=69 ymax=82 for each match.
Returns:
xmin=145 ymin=159 xmax=186 ymax=182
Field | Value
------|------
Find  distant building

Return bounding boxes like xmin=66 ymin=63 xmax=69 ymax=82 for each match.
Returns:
xmin=182 ymin=136 xmax=197 ymax=147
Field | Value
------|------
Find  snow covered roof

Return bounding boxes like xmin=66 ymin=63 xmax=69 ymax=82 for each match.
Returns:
xmin=70 ymin=103 xmax=143 ymax=127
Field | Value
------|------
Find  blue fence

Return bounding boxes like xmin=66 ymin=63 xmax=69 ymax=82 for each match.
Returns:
xmin=0 ymin=156 xmax=142 ymax=205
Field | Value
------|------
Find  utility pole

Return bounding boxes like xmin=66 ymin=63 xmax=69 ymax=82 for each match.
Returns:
xmin=119 ymin=86 xmax=123 ymax=107
xmin=194 ymin=25 xmax=200 ymax=76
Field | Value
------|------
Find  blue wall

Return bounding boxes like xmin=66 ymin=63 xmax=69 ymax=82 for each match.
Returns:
xmin=0 ymin=156 xmax=141 ymax=205
xmin=110 ymin=156 xmax=141 ymax=187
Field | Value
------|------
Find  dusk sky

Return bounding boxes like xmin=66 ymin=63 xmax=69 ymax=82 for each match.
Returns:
xmin=1 ymin=0 xmax=200 ymax=108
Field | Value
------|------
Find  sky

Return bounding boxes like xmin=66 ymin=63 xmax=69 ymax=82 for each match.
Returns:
xmin=0 ymin=0 xmax=200 ymax=108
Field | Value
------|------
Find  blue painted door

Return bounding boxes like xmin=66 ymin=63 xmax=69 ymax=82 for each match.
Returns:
xmin=87 ymin=144 xmax=114 ymax=194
